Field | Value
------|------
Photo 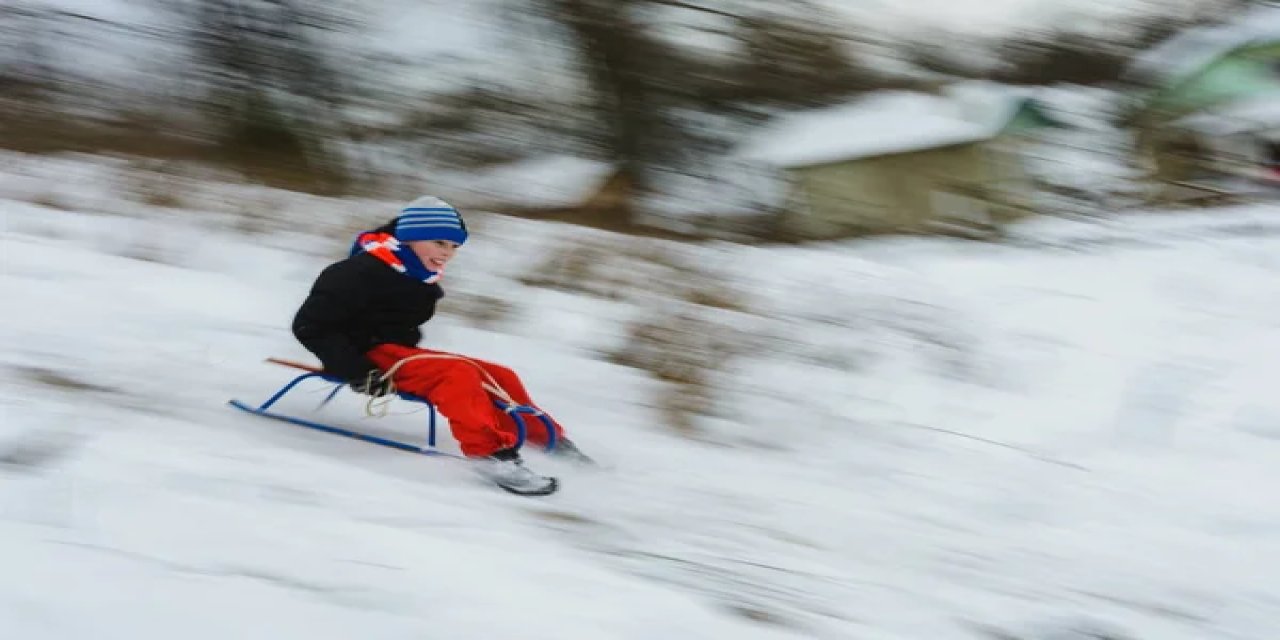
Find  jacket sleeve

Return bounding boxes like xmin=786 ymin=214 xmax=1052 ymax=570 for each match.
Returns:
xmin=291 ymin=261 xmax=378 ymax=382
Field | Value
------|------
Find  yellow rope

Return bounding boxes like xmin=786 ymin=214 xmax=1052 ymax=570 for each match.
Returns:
xmin=358 ymin=368 xmax=399 ymax=418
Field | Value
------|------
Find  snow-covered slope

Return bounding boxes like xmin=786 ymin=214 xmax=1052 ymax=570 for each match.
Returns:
xmin=3 ymin=153 xmax=1280 ymax=639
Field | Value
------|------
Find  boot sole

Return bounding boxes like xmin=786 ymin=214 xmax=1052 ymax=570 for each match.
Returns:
xmin=495 ymin=477 xmax=559 ymax=496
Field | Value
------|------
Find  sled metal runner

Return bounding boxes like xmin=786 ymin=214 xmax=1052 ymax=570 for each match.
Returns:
xmin=228 ymin=358 xmax=558 ymax=458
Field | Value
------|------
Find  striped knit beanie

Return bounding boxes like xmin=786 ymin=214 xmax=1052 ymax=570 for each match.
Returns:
xmin=394 ymin=196 xmax=468 ymax=245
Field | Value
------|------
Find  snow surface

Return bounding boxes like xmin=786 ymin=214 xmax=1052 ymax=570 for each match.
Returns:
xmin=4 ymin=152 xmax=1280 ymax=638
xmin=1174 ymin=92 xmax=1280 ymax=135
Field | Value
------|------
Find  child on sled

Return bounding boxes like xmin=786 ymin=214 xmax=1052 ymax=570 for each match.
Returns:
xmin=291 ymin=196 xmax=590 ymax=494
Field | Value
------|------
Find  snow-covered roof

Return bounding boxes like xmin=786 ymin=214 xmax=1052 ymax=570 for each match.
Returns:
xmin=1128 ymin=4 xmax=1280 ymax=87
xmin=462 ymin=155 xmax=617 ymax=209
xmin=742 ymin=87 xmax=1033 ymax=169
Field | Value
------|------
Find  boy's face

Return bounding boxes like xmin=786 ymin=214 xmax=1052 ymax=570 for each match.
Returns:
xmin=408 ymin=239 xmax=460 ymax=271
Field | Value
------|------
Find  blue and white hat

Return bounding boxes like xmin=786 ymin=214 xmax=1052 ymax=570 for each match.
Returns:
xmin=394 ymin=196 xmax=468 ymax=245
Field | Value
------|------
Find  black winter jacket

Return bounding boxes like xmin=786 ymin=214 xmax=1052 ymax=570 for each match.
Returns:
xmin=291 ymin=251 xmax=444 ymax=381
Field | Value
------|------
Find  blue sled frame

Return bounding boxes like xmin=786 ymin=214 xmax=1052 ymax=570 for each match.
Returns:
xmin=228 ymin=358 xmax=558 ymax=459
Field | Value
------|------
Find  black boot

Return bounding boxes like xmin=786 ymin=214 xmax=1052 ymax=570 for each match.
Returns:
xmin=549 ymin=438 xmax=596 ymax=466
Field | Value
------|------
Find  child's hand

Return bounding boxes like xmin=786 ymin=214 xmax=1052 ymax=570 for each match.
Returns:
xmin=349 ymin=370 xmax=395 ymax=398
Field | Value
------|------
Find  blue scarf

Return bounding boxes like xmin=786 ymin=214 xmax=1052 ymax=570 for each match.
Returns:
xmin=350 ymin=231 xmax=443 ymax=284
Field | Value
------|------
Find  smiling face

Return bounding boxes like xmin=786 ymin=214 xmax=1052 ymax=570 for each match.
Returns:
xmin=407 ymin=239 xmax=459 ymax=271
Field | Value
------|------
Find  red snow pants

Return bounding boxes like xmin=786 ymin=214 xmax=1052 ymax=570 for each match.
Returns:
xmin=366 ymin=343 xmax=564 ymax=458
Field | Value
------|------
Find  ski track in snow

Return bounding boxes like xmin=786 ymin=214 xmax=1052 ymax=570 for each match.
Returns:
xmin=3 ymin=158 xmax=1280 ymax=639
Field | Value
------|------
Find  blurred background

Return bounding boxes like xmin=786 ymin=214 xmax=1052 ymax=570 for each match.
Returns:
xmin=2 ymin=0 xmax=1276 ymax=240
xmin=5 ymin=2 xmax=1280 ymax=638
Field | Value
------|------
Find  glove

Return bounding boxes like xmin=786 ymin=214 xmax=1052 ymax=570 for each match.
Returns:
xmin=349 ymin=369 xmax=395 ymax=398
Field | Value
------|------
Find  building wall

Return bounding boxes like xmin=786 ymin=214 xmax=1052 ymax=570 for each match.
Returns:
xmin=981 ymin=135 xmax=1040 ymax=222
xmin=780 ymin=142 xmax=1030 ymax=238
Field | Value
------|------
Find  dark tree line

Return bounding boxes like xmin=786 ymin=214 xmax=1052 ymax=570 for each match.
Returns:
xmin=186 ymin=0 xmax=350 ymax=189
